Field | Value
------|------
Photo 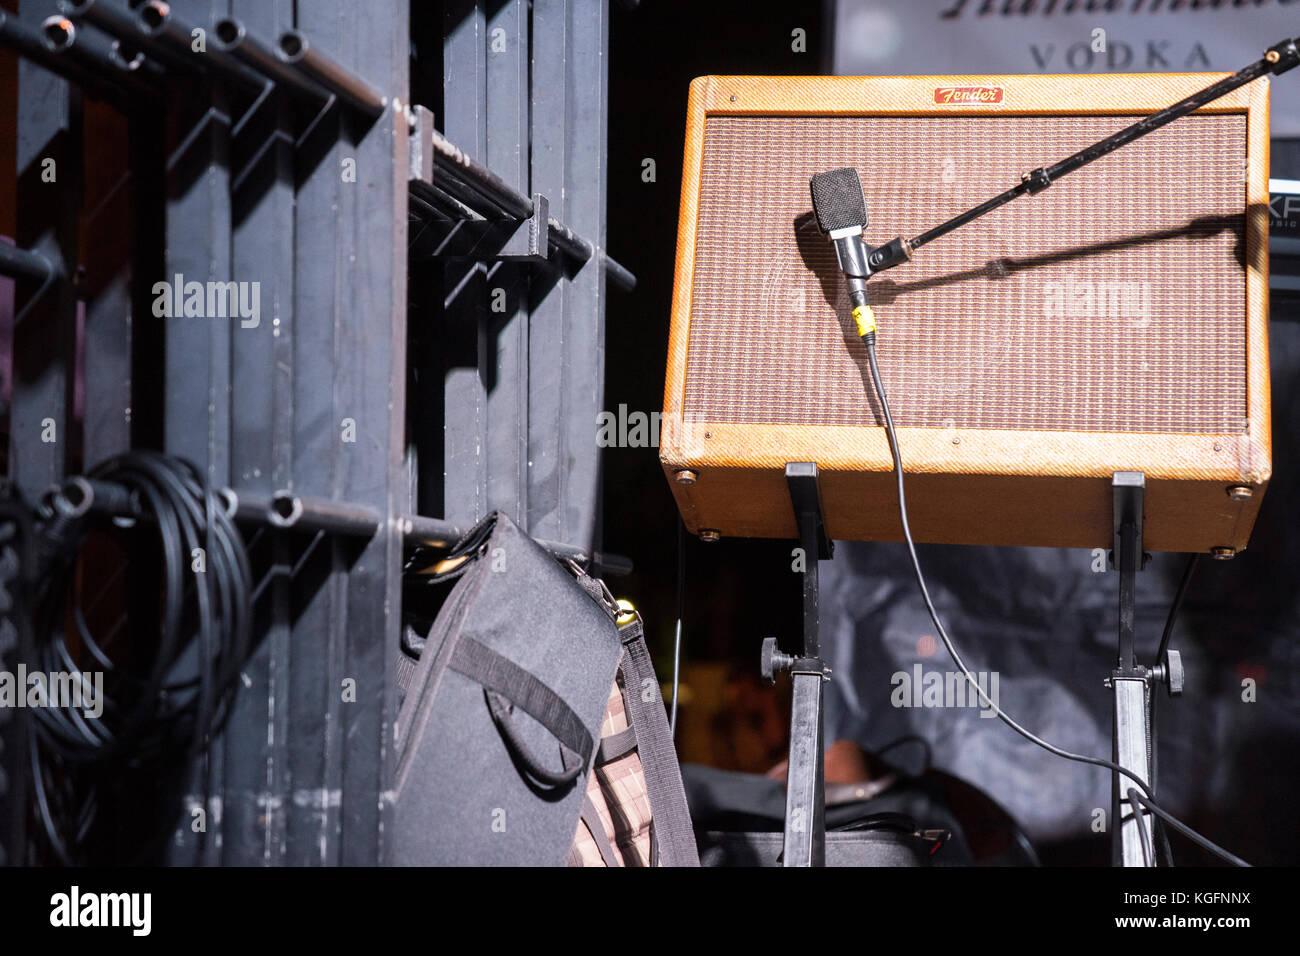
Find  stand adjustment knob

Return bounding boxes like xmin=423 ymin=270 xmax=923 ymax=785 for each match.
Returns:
xmin=760 ymin=637 xmax=795 ymax=685
xmin=1164 ymin=649 xmax=1184 ymax=698
xmin=1151 ymin=649 xmax=1184 ymax=697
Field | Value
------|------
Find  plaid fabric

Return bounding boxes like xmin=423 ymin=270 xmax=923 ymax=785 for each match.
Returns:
xmin=567 ymin=671 xmax=655 ymax=867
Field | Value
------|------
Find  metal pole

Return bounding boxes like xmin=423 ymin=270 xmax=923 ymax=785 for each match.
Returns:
xmin=276 ymin=29 xmax=384 ymax=119
xmin=39 ymin=14 xmax=155 ymax=100
xmin=267 ymin=491 xmax=381 ymax=537
xmin=136 ymin=0 xmax=264 ymax=92
xmin=781 ymin=462 xmax=831 ymax=867
xmin=428 ymin=126 xmax=533 ymax=219
xmin=0 ymin=9 xmax=126 ymax=102
xmin=61 ymin=0 xmax=195 ymax=75
xmin=0 ymin=242 xmax=56 ymax=285
xmin=212 ymin=18 xmax=329 ymax=106
xmin=60 ymin=0 xmax=140 ymax=42
xmin=1111 ymin=472 xmax=1154 ymax=867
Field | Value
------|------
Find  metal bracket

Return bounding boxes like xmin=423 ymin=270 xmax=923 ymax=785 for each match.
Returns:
xmin=1112 ymin=471 xmax=1144 ymax=676
xmin=501 ymin=192 xmax=549 ymax=261
xmin=406 ymin=105 xmax=634 ymax=287
xmin=407 ymin=105 xmax=547 ymax=262
xmin=786 ymin=461 xmax=833 ymax=565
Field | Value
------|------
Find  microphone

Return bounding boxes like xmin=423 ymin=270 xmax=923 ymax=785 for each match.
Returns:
xmin=809 ymin=168 xmax=876 ymax=339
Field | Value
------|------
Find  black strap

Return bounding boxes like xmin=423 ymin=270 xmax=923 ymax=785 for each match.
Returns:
xmin=580 ymin=792 xmax=622 ymax=867
xmin=451 ymin=637 xmax=594 ymax=788
xmin=616 ymin=617 xmax=700 ymax=867
xmin=485 ymin=690 xmax=586 ymax=787
xmin=395 ymin=651 xmax=419 ymax=697
xmin=567 ymin=563 xmax=699 ymax=866
xmin=395 ymin=544 xmax=494 ymax=786
xmin=597 ymin=725 xmax=638 ymax=765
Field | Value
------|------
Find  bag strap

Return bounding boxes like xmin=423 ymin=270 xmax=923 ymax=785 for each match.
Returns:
xmin=451 ymin=636 xmax=595 ymax=789
xmin=580 ymin=792 xmax=622 ymax=868
xmin=394 ymin=524 xmax=498 ymax=788
xmin=596 ymin=725 xmax=638 ymax=764
xmin=613 ymin=610 xmax=700 ymax=867
xmin=566 ymin=563 xmax=699 ymax=866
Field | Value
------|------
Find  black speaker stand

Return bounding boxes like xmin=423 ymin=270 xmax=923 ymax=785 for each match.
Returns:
xmin=759 ymin=462 xmax=833 ymax=867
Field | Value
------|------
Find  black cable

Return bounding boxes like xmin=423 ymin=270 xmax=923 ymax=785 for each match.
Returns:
xmin=862 ymin=333 xmax=1152 ymax=798
xmin=861 ymin=332 xmax=1252 ymax=867
xmin=1150 ymin=552 xmax=1198 ymax=866
xmin=1129 ymin=789 xmax=1250 ymax=867
xmin=1128 ymin=788 xmax=1155 ymax=868
xmin=27 ymin=451 xmax=254 ymax=861
xmin=28 ymin=732 xmax=72 ymax=866
xmin=1156 ymin=554 xmax=1199 ymax=670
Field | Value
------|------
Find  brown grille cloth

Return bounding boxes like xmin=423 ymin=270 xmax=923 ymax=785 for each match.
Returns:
xmin=684 ymin=113 xmax=1248 ymax=434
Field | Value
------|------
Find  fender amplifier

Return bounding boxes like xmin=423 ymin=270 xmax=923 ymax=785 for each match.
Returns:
xmin=660 ymin=73 xmax=1272 ymax=553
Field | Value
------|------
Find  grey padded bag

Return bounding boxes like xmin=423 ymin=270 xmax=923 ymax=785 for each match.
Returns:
xmin=392 ymin=511 xmax=696 ymax=866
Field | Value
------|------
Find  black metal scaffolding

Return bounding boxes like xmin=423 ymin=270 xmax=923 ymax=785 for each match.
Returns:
xmin=1 ymin=0 xmax=623 ymax=865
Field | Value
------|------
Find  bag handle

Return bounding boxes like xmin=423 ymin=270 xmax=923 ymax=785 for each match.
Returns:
xmin=449 ymin=636 xmax=594 ymax=790
xmin=485 ymin=690 xmax=586 ymax=787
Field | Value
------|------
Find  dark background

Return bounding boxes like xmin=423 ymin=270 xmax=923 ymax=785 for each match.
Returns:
xmin=603 ymin=0 xmax=823 ymax=754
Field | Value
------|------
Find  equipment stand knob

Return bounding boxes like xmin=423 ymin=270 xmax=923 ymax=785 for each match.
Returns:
xmin=760 ymin=637 xmax=795 ymax=685
xmin=1164 ymin=649 xmax=1184 ymax=698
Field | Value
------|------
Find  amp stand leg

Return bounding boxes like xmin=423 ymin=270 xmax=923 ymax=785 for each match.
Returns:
xmin=1110 ymin=471 xmax=1155 ymax=866
xmin=760 ymin=463 xmax=833 ymax=867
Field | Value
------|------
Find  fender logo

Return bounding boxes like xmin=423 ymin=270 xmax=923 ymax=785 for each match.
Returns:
xmin=934 ymin=86 xmax=1004 ymax=105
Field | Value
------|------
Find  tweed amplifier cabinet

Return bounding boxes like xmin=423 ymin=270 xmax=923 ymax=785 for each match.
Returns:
xmin=660 ymin=73 xmax=1272 ymax=553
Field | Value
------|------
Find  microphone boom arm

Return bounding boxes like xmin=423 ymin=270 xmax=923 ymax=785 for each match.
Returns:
xmin=863 ymin=36 xmax=1299 ymax=276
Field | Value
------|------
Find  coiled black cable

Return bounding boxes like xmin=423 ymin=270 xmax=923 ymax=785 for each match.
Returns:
xmin=28 ymin=451 xmax=253 ymax=861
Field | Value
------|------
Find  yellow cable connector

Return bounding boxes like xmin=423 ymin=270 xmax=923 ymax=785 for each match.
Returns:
xmin=852 ymin=304 xmax=876 ymax=337
xmin=615 ymin=598 xmax=638 ymax=627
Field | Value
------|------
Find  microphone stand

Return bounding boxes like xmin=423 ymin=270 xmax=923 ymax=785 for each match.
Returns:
xmin=825 ymin=36 xmax=1296 ymax=868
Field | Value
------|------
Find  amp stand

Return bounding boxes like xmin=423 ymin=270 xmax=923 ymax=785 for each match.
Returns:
xmin=1108 ymin=471 xmax=1183 ymax=866
xmin=760 ymin=462 xmax=833 ymax=867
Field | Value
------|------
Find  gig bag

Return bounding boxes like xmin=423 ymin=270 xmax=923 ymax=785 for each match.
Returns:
xmin=392 ymin=511 xmax=697 ymax=866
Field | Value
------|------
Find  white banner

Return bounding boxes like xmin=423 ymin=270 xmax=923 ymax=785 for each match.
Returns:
xmin=833 ymin=0 xmax=1300 ymax=136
